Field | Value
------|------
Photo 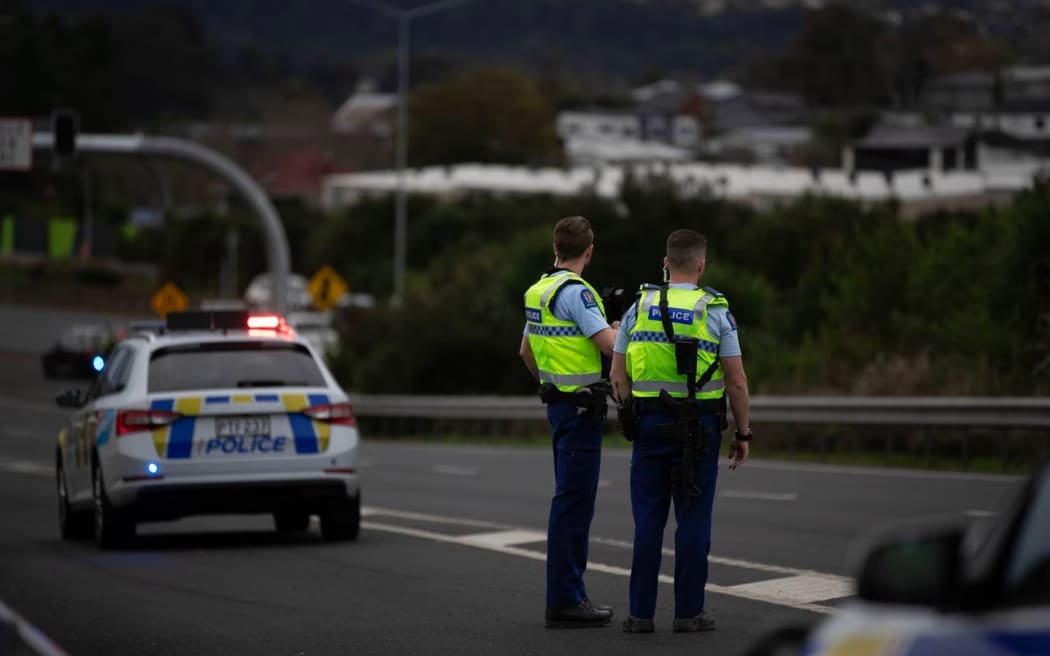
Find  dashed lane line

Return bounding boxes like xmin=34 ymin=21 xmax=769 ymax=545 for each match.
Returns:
xmin=719 ymin=490 xmax=798 ymax=501
xmin=0 ymin=394 xmax=68 ymax=417
xmin=0 ymin=461 xmax=52 ymax=476
xmin=432 ymin=464 xmax=479 ymax=476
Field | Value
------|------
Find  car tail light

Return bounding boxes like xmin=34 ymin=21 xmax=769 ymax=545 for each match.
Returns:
xmin=116 ymin=409 xmax=180 ymax=436
xmin=303 ymin=402 xmax=356 ymax=426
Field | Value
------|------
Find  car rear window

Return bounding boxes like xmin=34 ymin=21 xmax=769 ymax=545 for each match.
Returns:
xmin=148 ymin=341 xmax=327 ymax=392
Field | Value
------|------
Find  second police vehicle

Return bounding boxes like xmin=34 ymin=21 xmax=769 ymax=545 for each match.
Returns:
xmin=54 ymin=310 xmax=362 ymax=548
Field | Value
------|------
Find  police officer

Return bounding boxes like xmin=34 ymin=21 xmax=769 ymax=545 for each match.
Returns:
xmin=519 ymin=216 xmax=618 ymax=628
xmin=610 ymin=228 xmax=752 ymax=633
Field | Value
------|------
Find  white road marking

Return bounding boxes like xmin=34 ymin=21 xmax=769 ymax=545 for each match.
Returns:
xmin=0 ymin=461 xmax=52 ymax=476
xmin=964 ymin=510 xmax=998 ymax=518
xmin=598 ymin=478 xmax=612 ymax=488
xmin=432 ymin=464 xmax=479 ymax=476
xmin=362 ymin=520 xmax=837 ymax=615
xmin=458 ymin=529 xmax=546 ymax=548
xmin=720 ymin=490 xmax=798 ymax=501
xmin=589 ymin=535 xmax=845 ymax=579
xmin=741 ymin=459 xmax=1020 ymax=483
xmin=363 ymin=506 xmax=515 ymax=530
xmin=725 ymin=575 xmax=854 ymax=604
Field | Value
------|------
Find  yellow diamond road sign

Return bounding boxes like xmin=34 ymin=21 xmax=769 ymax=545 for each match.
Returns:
xmin=308 ymin=266 xmax=349 ymax=311
xmin=151 ymin=282 xmax=189 ymax=318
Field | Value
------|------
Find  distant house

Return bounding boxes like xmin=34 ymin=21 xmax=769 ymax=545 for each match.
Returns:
xmin=695 ymin=81 xmax=812 ymax=163
xmin=921 ymin=71 xmax=998 ymax=112
xmin=891 ymin=64 xmax=1050 ymax=168
xmin=247 ymin=147 xmax=342 ymax=204
xmin=556 ymin=79 xmax=811 ymax=166
xmin=845 ymin=123 xmax=977 ymax=173
xmin=331 ymin=80 xmax=395 ymax=137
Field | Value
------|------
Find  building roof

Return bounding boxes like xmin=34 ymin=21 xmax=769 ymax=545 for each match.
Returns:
xmin=331 ymin=87 xmax=396 ymax=134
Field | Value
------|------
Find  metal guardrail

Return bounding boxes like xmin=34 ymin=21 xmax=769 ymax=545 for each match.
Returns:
xmin=0 ymin=599 xmax=68 ymax=656
xmin=346 ymin=395 xmax=1050 ymax=429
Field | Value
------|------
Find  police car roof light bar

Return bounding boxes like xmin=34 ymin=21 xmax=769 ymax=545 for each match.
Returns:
xmin=166 ymin=310 xmax=251 ymax=331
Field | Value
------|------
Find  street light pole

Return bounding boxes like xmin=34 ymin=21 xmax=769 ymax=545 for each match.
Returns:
xmin=342 ymin=0 xmax=482 ymax=307
xmin=394 ymin=13 xmax=410 ymax=307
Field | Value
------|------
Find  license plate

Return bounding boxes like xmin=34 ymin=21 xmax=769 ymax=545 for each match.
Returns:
xmin=215 ymin=415 xmax=270 ymax=437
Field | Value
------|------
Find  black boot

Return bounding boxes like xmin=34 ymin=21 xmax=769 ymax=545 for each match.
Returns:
xmin=545 ymin=601 xmax=613 ymax=628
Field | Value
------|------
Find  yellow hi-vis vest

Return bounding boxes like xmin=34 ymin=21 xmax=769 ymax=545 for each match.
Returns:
xmin=524 ymin=271 xmax=606 ymax=392
xmin=626 ymin=284 xmax=728 ymax=399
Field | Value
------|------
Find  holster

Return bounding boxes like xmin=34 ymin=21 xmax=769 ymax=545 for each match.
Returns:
xmin=617 ymin=399 xmax=640 ymax=442
xmin=539 ymin=382 xmax=610 ymax=427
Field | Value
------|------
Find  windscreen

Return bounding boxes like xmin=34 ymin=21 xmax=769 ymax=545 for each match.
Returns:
xmin=149 ymin=341 xmax=327 ymax=392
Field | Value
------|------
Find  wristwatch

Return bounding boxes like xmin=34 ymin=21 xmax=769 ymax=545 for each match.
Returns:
xmin=734 ymin=429 xmax=752 ymax=442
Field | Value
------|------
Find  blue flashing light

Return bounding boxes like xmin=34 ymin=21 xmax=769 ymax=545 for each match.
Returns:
xmin=146 ymin=462 xmax=159 ymax=475
xmin=92 ymin=355 xmax=105 ymax=372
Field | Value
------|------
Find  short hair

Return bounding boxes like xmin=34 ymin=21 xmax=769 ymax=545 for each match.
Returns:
xmin=666 ymin=229 xmax=707 ymax=271
xmin=553 ymin=216 xmax=593 ymax=260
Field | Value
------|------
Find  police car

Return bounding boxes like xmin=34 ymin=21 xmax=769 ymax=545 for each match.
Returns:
xmin=747 ymin=460 xmax=1050 ymax=656
xmin=54 ymin=310 xmax=361 ymax=548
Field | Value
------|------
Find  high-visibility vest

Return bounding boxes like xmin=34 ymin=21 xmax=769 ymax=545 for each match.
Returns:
xmin=626 ymin=284 xmax=727 ymax=399
xmin=523 ymin=271 xmax=606 ymax=392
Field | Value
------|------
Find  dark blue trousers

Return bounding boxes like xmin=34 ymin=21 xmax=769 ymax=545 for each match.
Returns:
xmin=545 ymin=401 xmax=603 ymax=609
xmin=628 ymin=411 xmax=721 ymax=619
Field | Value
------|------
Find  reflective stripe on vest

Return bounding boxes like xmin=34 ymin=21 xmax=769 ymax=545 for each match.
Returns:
xmin=631 ymin=379 xmax=726 ymax=394
xmin=537 ymin=370 xmax=603 ymax=387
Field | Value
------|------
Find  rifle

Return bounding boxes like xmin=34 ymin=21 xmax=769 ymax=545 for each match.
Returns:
xmin=655 ymin=285 xmax=719 ymax=513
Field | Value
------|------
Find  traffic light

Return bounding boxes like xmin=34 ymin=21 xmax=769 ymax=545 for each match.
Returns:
xmin=52 ymin=109 xmax=79 ymax=157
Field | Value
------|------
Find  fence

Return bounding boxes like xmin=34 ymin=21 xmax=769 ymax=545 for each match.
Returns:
xmin=347 ymin=394 xmax=1050 ymax=468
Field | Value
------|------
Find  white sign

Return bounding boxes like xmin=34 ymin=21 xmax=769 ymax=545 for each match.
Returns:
xmin=0 ymin=118 xmax=32 ymax=171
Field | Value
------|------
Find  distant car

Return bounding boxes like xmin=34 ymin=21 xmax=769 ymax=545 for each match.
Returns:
xmin=244 ymin=273 xmax=314 ymax=311
xmin=745 ymin=460 xmax=1050 ymax=656
xmin=54 ymin=310 xmax=362 ymax=548
xmin=42 ymin=323 xmax=114 ymax=379
xmin=286 ymin=311 xmax=339 ymax=358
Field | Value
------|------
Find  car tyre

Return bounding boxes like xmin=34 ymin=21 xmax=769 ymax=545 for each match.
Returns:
xmin=274 ymin=510 xmax=310 ymax=534
xmin=57 ymin=459 xmax=92 ymax=541
xmin=92 ymin=462 xmax=134 ymax=549
xmin=320 ymin=493 xmax=360 ymax=542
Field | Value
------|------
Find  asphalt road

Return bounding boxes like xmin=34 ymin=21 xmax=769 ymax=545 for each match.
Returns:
xmin=0 ymin=306 xmax=1022 ymax=655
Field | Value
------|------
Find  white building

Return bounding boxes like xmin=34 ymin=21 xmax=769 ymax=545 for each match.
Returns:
xmin=322 ymin=159 xmax=1045 ymax=216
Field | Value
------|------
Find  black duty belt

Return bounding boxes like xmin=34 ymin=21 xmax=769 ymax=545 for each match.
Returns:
xmin=633 ymin=396 xmax=724 ymax=416
xmin=539 ymin=382 xmax=609 ymax=408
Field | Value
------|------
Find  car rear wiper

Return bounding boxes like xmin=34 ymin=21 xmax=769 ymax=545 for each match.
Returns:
xmin=235 ymin=380 xmax=307 ymax=387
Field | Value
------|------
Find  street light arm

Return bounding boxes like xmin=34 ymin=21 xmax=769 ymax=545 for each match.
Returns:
xmin=340 ymin=0 xmax=403 ymax=19
xmin=406 ymin=0 xmax=484 ymax=19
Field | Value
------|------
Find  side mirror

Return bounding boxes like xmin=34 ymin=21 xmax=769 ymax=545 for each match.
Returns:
xmin=55 ymin=389 xmax=84 ymax=409
xmin=856 ymin=527 xmax=964 ymax=608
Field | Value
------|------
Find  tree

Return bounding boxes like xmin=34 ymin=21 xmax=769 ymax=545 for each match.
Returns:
xmin=408 ymin=66 xmax=561 ymax=166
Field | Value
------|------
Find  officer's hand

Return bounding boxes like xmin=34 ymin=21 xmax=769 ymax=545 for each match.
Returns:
xmin=728 ymin=439 xmax=749 ymax=470
xmin=610 ymin=320 xmax=621 ymax=330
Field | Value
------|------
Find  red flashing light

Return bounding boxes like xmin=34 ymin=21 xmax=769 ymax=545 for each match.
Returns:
xmin=116 ymin=409 xmax=180 ymax=436
xmin=247 ymin=315 xmax=282 ymax=329
xmin=303 ymin=402 xmax=357 ymax=427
